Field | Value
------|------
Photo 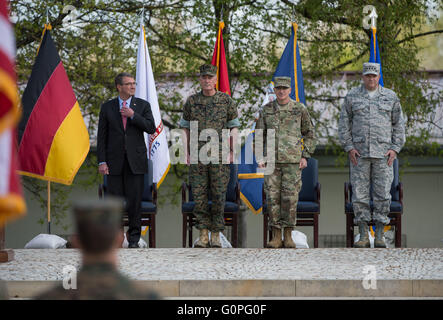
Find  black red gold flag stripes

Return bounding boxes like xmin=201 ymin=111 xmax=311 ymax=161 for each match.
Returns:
xmin=18 ymin=25 xmax=89 ymax=185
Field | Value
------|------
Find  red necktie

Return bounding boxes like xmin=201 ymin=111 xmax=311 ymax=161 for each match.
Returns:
xmin=122 ymin=101 xmax=127 ymax=130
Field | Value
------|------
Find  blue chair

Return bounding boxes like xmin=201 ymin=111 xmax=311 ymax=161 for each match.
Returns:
xmin=98 ymin=160 xmax=157 ymax=247
xmin=344 ymin=158 xmax=403 ymax=247
xmin=263 ymin=158 xmax=321 ymax=248
xmin=181 ymin=164 xmax=241 ymax=247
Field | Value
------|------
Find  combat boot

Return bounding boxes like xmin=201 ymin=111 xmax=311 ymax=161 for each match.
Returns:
xmin=354 ymin=222 xmax=370 ymax=248
xmin=267 ymin=227 xmax=283 ymax=248
xmin=283 ymin=227 xmax=296 ymax=248
xmin=374 ymin=222 xmax=387 ymax=248
xmin=194 ymin=228 xmax=209 ymax=248
xmin=210 ymin=232 xmax=222 ymax=248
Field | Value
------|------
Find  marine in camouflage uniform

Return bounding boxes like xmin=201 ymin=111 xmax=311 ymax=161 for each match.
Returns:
xmin=36 ymin=262 xmax=159 ymax=300
xmin=180 ymin=64 xmax=240 ymax=248
xmin=338 ymin=62 xmax=405 ymax=248
xmin=256 ymin=77 xmax=316 ymax=248
xmin=36 ymin=199 xmax=159 ymax=300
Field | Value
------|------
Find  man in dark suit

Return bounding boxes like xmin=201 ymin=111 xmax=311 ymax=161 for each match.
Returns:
xmin=97 ymin=72 xmax=156 ymax=248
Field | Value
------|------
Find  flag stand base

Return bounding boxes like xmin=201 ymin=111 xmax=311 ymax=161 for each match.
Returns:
xmin=0 ymin=225 xmax=14 ymax=262
xmin=0 ymin=249 xmax=14 ymax=263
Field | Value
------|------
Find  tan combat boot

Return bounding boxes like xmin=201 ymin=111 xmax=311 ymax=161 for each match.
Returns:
xmin=283 ymin=227 xmax=296 ymax=248
xmin=210 ymin=232 xmax=222 ymax=248
xmin=354 ymin=222 xmax=370 ymax=248
xmin=374 ymin=222 xmax=387 ymax=248
xmin=194 ymin=228 xmax=209 ymax=248
xmin=267 ymin=227 xmax=283 ymax=248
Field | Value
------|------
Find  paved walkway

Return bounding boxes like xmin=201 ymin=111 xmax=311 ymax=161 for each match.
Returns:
xmin=1 ymin=248 xmax=442 ymax=298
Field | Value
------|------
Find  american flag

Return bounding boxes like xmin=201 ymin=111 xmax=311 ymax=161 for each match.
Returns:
xmin=0 ymin=0 xmax=26 ymax=226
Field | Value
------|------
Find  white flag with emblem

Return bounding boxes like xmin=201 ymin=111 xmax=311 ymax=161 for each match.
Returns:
xmin=135 ymin=24 xmax=170 ymax=187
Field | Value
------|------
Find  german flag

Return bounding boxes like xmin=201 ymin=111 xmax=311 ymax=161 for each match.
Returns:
xmin=0 ymin=0 xmax=26 ymax=226
xmin=211 ymin=21 xmax=231 ymax=96
xmin=18 ymin=25 xmax=89 ymax=185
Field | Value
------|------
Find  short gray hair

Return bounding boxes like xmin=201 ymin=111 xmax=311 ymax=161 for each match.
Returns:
xmin=115 ymin=72 xmax=134 ymax=88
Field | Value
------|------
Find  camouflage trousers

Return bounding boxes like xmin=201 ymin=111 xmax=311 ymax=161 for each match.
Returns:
xmin=265 ymin=163 xmax=302 ymax=229
xmin=189 ymin=163 xmax=230 ymax=232
xmin=351 ymin=157 xmax=393 ymax=225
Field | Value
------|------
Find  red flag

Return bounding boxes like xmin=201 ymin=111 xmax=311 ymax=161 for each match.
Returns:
xmin=0 ymin=0 xmax=26 ymax=226
xmin=211 ymin=21 xmax=231 ymax=96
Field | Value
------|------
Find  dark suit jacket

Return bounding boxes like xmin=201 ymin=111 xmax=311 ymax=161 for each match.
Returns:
xmin=97 ymin=97 xmax=156 ymax=175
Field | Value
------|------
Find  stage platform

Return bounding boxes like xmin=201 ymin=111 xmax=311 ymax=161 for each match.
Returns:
xmin=1 ymin=248 xmax=442 ymax=299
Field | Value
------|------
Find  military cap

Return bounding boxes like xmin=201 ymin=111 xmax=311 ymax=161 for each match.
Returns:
xmin=74 ymin=198 xmax=123 ymax=229
xmin=362 ymin=62 xmax=380 ymax=75
xmin=274 ymin=76 xmax=291 ymax=88
xmin=73 ymin=198 xmax=123 ymax=253
xmin=199 ymin=64 xmax=217 ymax=76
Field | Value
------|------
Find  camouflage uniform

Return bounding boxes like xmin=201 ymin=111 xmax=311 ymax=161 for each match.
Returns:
xmin=180 ymin=64 xmax=240 ymax=232
xmin=256 ymin=79 xmax=316 ymax=229
xmin=338 ymin=81 xmax=406 ymax=225
xmin=36 ymin=199 xmax=159 ymax=300
xmin=36 ymin=263 xmax=159 ymax=300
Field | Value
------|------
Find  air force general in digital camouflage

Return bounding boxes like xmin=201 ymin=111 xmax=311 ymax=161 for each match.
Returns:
xmin=338 ymin=62 xmax=405 ymax=248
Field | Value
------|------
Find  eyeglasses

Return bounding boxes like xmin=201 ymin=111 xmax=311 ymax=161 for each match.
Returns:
xmin=122 ymin=82 xmax=137 ymax=86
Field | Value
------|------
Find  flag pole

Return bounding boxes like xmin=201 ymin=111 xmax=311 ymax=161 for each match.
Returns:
xmin=139 ymin=6 xmax=144 ymax=26
xmin=0 ymin=225 xmax=14 ymax=262
xmin=292 ymin=22 xmax=299 ymax=102
xmin=47 ymin=181 xmax=51 ymax=234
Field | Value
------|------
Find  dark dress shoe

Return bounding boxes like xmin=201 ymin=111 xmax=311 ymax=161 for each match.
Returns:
xmin=128 ymin=243 xmax=139 ymax=248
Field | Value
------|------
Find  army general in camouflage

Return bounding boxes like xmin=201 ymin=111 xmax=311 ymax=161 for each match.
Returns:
xmin=256 ymin=76 xmax=316 ymax=248
xmin=338 ymin=62 xmax=405 ymax=248
xmin=36 ymin=199 xmax=159 ymax=300
xmin=180 ymin=64 xmax=240 ymax=248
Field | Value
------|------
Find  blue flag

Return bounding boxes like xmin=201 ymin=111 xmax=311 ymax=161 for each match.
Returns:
xmin=273 ymin=22 xmax=306 ymax=104
xmin=237 ymin=22 xmax=305 ymax=214
xmin=369 ymin=27 xmax=384 ymax=86
xmin=237 ymin=122 xmax=264 ymax=214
